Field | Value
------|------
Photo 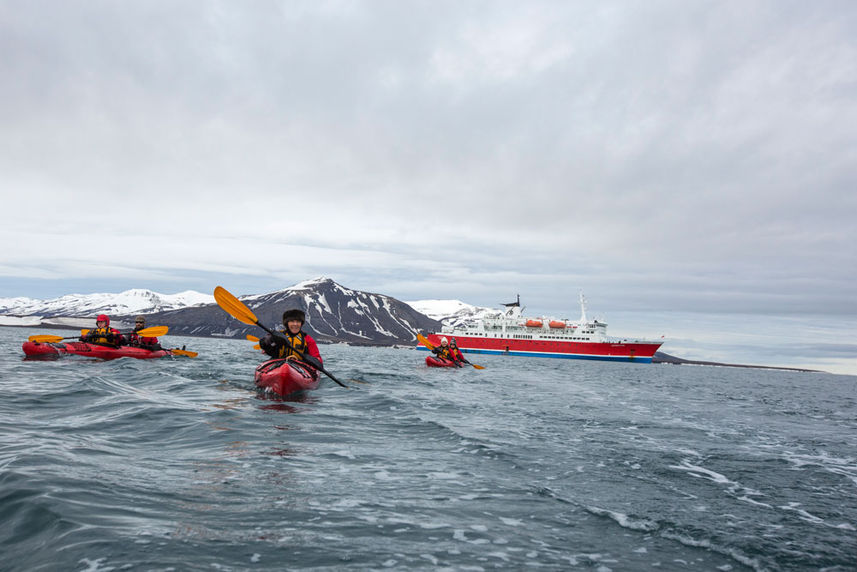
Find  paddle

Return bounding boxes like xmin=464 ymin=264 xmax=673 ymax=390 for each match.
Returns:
xmin=27 ymin=328 xmax=92 ymax=343
xmin=126 ymin=326 xmax=168 ymax=338
xmin=213 ymin=286 xmax=348 ymax=388
xmin=417 ymin=334 xmax=485 ymax=369
xmin=170 ymin=348 xmax=198 ymax=358
xmin=28 ymin=325 xmax=168 ymax=344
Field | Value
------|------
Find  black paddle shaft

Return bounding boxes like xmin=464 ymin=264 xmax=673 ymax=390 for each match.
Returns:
xmin=256 ymin=321 xmax=348 ymax=388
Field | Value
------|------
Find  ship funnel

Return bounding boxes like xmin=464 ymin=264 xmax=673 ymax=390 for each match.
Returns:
xmin=502 ymin=294 xmax=520 ymax=308
xmin=502 ymin=294 xmax=522 ymax=318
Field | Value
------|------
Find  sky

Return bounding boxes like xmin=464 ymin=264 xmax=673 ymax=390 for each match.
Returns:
xmin=1 ymin=1 xmax=856 ymax=373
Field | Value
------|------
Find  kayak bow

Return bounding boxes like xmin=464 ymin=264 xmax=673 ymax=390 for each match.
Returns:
xmin=254 ymin=358 xmax=320 ymax=396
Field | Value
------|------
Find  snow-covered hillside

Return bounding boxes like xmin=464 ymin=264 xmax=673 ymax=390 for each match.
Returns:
xmin=0 ymin=289 xmax=214 ymax=317
xmin=405 ymin=299 xmax=500 ymax=327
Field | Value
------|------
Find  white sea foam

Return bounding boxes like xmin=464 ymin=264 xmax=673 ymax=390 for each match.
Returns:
xmin=586 ymin=506 xmax=659 ymax=532
xmin=76 ymin=558 xmax=112 ymax=572
xmin=737 ymin=495 xmax=773 ymax=509
xmin=661 ymin=531 xmax=764 ymax=572
xmin=780 ymin=502 xmax=824 ymax=524
xmin=782 ymin=451 xmax=857 ymax=486
xmin=669 ymin=461 xmax=732 ymax=484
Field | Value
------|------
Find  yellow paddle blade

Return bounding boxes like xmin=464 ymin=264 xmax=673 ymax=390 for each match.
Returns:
xmin=214 ymin=286 xmax=258 ymax=326
xmin=81 ymin=329 xmax=90 ymax=336
xmin=253 ymin=344 xmax=261 ymax=350
xmin=417 ymin=333 xmax=435 ymax=350
xmin=137 ymin=326 xmax=168 ymax=337
xmin=471 ymin=363 xmax=486 ymax=370
xmin=28 ymin=334 xmax=65 ymax=343
xmin=170 ymin=348 xmax=198 ymax=358
xmin=246 ymin=334 xmax=259 ymax=342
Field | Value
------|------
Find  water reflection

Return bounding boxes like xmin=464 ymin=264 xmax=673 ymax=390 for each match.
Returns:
xmin=256 ymin=390 xmax=317 ymax=413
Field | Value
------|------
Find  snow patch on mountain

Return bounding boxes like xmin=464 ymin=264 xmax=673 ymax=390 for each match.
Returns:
xmin=0 ymin=289 xmax=214 ymax=317
xmin=405 ymin=299 xmax=501 ymax=327
xmin=0 ymin=315 xmax=42 ymax=326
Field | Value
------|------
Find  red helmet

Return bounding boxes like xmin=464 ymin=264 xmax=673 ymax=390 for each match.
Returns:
xmin=96 ymin=314 xmax=110 ymax=325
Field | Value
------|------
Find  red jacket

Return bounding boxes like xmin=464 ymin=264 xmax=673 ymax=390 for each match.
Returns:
xmin=450 ymin=346 xmax=466 ymax=362
xmin=127 ymin=331 xmax=160 ymax=348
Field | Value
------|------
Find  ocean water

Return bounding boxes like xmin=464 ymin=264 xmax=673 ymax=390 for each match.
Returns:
xmin=1 ymin=326 xmax=855 ymax=571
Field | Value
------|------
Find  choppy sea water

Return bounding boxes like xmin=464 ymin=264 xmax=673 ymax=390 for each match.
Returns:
xmin=1 ymin=326 xmax=855 ymax=571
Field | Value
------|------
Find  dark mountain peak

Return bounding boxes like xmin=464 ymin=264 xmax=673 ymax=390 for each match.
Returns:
xmin=148 ymin=278 xmax=441 ymax=346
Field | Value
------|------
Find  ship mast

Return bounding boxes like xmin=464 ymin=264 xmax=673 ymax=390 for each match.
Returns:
xmin=579 ymin=292 xmax=588 ymax=323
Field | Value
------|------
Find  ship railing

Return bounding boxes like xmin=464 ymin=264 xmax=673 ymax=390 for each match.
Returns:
xmin=605 ymin=336 xmax=660 ymax=344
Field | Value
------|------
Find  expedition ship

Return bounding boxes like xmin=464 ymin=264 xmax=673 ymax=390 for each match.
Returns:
xmin=421 ymin=295 xmax=664 ymax=363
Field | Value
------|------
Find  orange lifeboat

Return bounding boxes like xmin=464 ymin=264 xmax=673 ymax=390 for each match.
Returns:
xmin=548 ymin=320 xmax=566 ymax=329
xmin=525 ymin=319 xmax=543 ymax=328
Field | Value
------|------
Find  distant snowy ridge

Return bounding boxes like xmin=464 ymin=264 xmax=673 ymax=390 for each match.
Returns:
xmin=2 ymin=278 xmax=483 ymax=346
xmin=0 ymin=289 xmax=214 ymax=317
xmin=405 ymin=299 xmax=500 ymax=327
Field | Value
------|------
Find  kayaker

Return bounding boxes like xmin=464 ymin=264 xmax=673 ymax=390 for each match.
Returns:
xmin=259 ymin=308 xmax=323 ymax=365
xmin=126 ymin=315 xmax=162 ymax=351
xmin=449 ymin=338 xmax=470 ymax=366
xmin=80 ymin=314 xmax=124 ymax=346
xmin=431 ymin=336 xmax=460 ymax=366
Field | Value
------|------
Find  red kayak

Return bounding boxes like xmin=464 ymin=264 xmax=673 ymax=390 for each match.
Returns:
xmin=254 ymin=359 xmax=320 ymax=397
xmin=22 ymin=341 xmax=172 ymax=360
xmin=425 ymin=355 xmax=460 ymax=368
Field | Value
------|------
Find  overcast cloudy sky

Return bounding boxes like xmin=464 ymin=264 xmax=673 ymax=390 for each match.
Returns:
xmin=1 ymin=1 xmax=855 ymax=370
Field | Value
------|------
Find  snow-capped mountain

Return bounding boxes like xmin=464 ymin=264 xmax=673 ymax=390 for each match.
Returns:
xmin=2 ymin=278 xmax=472 ymax=346
xmin=0 ymin=289 xmax=214 ymax=317
xmin=404 ymin=299 xmax=500 ymax=328
xmin=144 ymin=277 xmax=442 ymax=346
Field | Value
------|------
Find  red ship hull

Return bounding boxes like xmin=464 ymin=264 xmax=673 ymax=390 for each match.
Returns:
xmin=422 ymin=334 xmax=661 ymax=363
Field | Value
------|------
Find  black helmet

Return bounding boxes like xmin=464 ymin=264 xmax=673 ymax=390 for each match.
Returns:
xmin=282 ymin=309 xmax=306 ymax=325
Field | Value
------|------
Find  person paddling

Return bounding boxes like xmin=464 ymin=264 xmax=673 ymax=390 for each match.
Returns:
xmin=449 ymin=338 xmax=470 ymax=366
xmin=80 ymin=314 xmax=123 ymax=346
xmin=259 ymin=308 xmax=323 ymax=365
xmin=127 ymin=315 xmax=162 ymax=351
xmin=431 ymin=336 xmax=460 ymax=366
